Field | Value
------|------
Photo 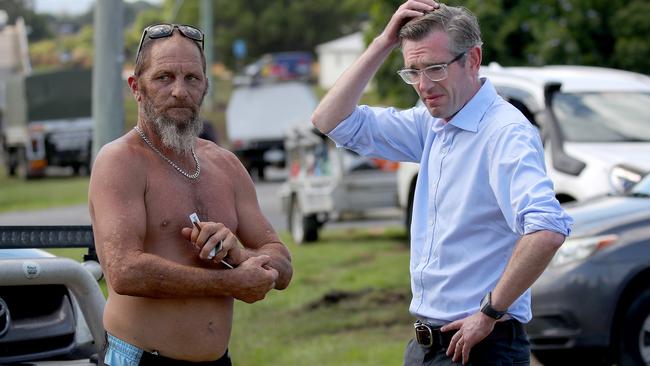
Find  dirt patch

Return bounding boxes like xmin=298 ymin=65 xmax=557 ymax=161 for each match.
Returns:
xmin=306 ymin=288 xmax=409 ymax=310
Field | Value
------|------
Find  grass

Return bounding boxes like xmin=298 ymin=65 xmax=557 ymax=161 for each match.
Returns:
xmin=47 ymin=227 xmax=413 ymax=365
xmin=230 ymin=228 xmax=413 ymax=365
xmin=0 ymin=173 xmax=90 ymax=213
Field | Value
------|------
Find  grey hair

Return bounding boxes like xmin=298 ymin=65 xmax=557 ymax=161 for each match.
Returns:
xmin=398 ymin=4 xmax=483 ymax=56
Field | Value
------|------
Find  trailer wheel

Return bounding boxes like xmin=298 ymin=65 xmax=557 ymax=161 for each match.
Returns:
xmin=288 ymin=197 xmax=318 ymax=244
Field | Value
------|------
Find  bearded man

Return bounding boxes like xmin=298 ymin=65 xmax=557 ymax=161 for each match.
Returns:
xmin=88 ymin=24 xmax=292 ymax=366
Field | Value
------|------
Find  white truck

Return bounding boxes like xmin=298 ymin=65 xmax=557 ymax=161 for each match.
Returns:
xmin=226 ymin=81 xmax=318 ymax=180
xmin=2 ymin=69 xmax=93 ymax=179
xmin=398 ymin=65 xmax=650 ymax=232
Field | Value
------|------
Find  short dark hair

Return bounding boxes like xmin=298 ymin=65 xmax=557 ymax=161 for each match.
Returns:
xmin=399 ymin=4 xmax=483 ymax=56
xmin=133 ymin=31 xmax=207 ymax=77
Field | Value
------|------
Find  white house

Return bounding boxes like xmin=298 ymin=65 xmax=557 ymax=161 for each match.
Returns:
xmin=316 ymin=31 xmax=370 ymax=90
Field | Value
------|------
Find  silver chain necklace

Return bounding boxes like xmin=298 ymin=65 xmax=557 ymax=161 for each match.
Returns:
xmin=134 ymin=126 xmax=200 ymax=180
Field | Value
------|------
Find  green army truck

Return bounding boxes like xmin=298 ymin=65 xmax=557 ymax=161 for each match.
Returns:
xmin=2 ymin=68 xmax=93 ymax=178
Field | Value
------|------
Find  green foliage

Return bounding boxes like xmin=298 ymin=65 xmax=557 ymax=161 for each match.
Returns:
xmin=0 ymin=0 xmax=53 ymax=41
xmin=128 ymin=0 xmax=373 ymax=70
xmin=612 ymin=1 xmax=650 ymax=74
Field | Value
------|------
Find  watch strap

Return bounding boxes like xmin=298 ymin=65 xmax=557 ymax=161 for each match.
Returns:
xmin=480 ymin=292 xmax=506 ymax=320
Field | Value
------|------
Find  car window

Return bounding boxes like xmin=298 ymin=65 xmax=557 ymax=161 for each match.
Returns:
xmin=631 ymin=174 xmax=650 ymax=195
xmin=494 ymin=86 xmax=539 ymax=127
xmin=553 ymin=92 xmax=650 ymax=142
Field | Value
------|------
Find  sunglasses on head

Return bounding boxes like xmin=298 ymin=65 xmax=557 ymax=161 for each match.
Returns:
xmin=135 ymin=23 xmax=204 ymax=63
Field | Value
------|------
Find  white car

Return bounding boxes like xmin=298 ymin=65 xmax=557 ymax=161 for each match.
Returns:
xmin=398 ymin=65 xmax=650 ymax=231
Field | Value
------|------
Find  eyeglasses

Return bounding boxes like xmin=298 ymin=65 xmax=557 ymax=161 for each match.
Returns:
xmin=397 ymin=51 xmax=467 ymax=85
xmin=135 ymin=23 xmax=204 ymax=63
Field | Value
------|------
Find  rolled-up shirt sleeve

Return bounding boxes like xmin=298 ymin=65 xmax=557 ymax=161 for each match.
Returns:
xmin=488 ymin=123 xmax=573 ymax=237
xmin=327 ymin=105 xmax=429 ymax=163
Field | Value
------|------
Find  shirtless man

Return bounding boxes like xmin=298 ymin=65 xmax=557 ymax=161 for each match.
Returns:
xmin=89 ymin=24 xmax=292 ymax=365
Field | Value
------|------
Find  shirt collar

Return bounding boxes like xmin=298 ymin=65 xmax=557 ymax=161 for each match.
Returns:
xmin=432 ymin=77 xmax=497 ymax=134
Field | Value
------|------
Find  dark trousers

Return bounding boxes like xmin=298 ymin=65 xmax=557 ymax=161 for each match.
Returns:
xmin=139 ymin=351 xmax=232 ymax=366
xmin=404 ymin=320 xmax=530 ymax=366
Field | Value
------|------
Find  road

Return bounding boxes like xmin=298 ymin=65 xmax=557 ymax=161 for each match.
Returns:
xmin=0 ymin=173 xmax=403 ymax=232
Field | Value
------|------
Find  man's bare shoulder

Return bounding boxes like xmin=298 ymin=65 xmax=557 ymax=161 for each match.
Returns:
xmin=197 ymin=140 xmax=245 ymax=170
xmin=91 ymin=132 xmax=148 ymax=182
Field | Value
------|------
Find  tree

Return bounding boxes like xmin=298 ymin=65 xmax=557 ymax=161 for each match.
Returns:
xmin=128 ymin=0 xmax=373 ymax=69
xmin=612 ymin=1 xmax=650 ymax=74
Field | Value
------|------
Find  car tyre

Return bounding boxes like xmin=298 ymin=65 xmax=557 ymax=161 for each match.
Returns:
xmin=288 ymin=197 xmax=318 ymax=244
xmin=618 ymin=288 xmax=650 ymax=366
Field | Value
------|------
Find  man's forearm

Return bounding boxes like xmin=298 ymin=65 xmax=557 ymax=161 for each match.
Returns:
xmin=107 ymin=252 xmax=241 ymax=298
xmin=311 ymin=37 xmax=396 ymax=134
xmin=491 ymin=230 xmax=565 ymax=311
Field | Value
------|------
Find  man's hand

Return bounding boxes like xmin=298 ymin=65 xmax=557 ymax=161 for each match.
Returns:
xmin=182 ymin=221 xmax=248 ymax=267
xmin=441 ymin=312 xmax=496 ymax=365
xmin=230 ymin=255 xmax=279 ymax=303
xmin=378 ymin=0 xmax=439 ymax=48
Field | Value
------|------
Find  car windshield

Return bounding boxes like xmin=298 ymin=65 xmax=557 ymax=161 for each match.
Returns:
xmin=553 ymin=92 xmax=650 ymax=142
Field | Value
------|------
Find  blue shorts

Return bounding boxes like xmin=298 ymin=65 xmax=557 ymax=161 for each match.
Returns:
xmin=104 ymin=333 xmax=232 ymax=366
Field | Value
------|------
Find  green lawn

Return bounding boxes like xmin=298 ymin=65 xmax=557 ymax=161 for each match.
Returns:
xmin=230 ymin=228 xmax=412 ymax=365
xmin=0 ymin=173 xmax=89 ymax=212
xmin=47 ymin=227 xmax=413 ymax=365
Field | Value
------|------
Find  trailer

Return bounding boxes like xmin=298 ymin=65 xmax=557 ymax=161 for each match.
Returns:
xmin=279 ymin=125 xmax=401 ymax=244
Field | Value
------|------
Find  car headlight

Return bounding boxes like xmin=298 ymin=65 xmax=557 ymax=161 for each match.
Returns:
xmin=610 ymin=165 xmax=644 ymax=193
xmin=550 ymin=234 xmax=618 ymax=267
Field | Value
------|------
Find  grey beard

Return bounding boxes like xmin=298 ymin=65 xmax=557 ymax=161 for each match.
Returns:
xmin=142 ymin=99 xmax=203 ymax=154
xmin=151 ymin=115 xmax=203 ymax=154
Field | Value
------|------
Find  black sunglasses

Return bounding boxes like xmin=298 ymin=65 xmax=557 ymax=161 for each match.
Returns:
xmin=135 ymin=23 xmax=205 ymax=63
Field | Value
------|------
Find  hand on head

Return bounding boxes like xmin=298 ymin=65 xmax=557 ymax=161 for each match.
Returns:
xmin=380 ymin=0 xmax=440 ymax=47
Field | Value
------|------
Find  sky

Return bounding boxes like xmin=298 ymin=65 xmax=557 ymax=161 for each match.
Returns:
xmin=33 ymin=0 xmax=162 ymax=15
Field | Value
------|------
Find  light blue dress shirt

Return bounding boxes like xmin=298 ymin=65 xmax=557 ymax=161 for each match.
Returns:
xmin=327 ymin=78 xmax=573 ymax=324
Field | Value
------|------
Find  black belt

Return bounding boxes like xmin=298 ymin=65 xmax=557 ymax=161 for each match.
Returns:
xmin=414 ymin=319 xmax=526 ymax=349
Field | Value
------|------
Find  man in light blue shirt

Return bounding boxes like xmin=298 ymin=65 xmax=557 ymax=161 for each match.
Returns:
xmin=312 ymin=2 xmax=573 ymax=365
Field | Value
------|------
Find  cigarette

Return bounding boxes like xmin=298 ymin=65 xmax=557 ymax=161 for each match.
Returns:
xmin=189 ymin=212 xmax=233 ymax=269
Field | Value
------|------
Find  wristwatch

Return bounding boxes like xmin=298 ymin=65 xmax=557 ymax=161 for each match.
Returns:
xmin=480 ymin=292 xmax=506 ymax=320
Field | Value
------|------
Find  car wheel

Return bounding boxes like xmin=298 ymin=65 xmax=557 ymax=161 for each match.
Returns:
xmin=288 ymin=197 xmax=318 ymax=244
xmin=618 ymin=288 xmax=650 ymax=365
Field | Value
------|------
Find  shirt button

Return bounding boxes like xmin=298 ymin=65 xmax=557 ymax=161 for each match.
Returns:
xmin=428 ymin=219 xmax=434 ymax=226
xmin=441 ymin=147 xmax=448 ymax=154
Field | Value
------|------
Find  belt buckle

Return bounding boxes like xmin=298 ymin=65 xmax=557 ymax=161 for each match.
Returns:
xmin=414 ymin=322 xmax=434 ymax=347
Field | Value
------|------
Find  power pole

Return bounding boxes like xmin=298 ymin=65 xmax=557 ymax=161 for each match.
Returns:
xmin=92 ymin=0 xmax=124 ymax=161
xmin=201 ymin=0 xmax=214 ymax=112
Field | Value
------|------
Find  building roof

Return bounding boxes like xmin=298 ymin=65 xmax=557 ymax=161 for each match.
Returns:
xmin=316 ymin=32 xmax=364 ymax=54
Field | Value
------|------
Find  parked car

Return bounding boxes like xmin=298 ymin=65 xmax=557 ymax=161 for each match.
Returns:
xmin=280 ymin=125 xmax=400 ymax=243
xmin=398 ymin=65 xmax=650 ymax=232
xmin=527 ymin=174 xmax=650 ymax=365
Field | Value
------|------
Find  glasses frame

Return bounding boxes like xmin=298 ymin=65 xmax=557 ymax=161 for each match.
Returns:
xmin=135 ymin=23 xmax=205 ymax=64
xmin=397 ymin=51 xmax=467 ymax=85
